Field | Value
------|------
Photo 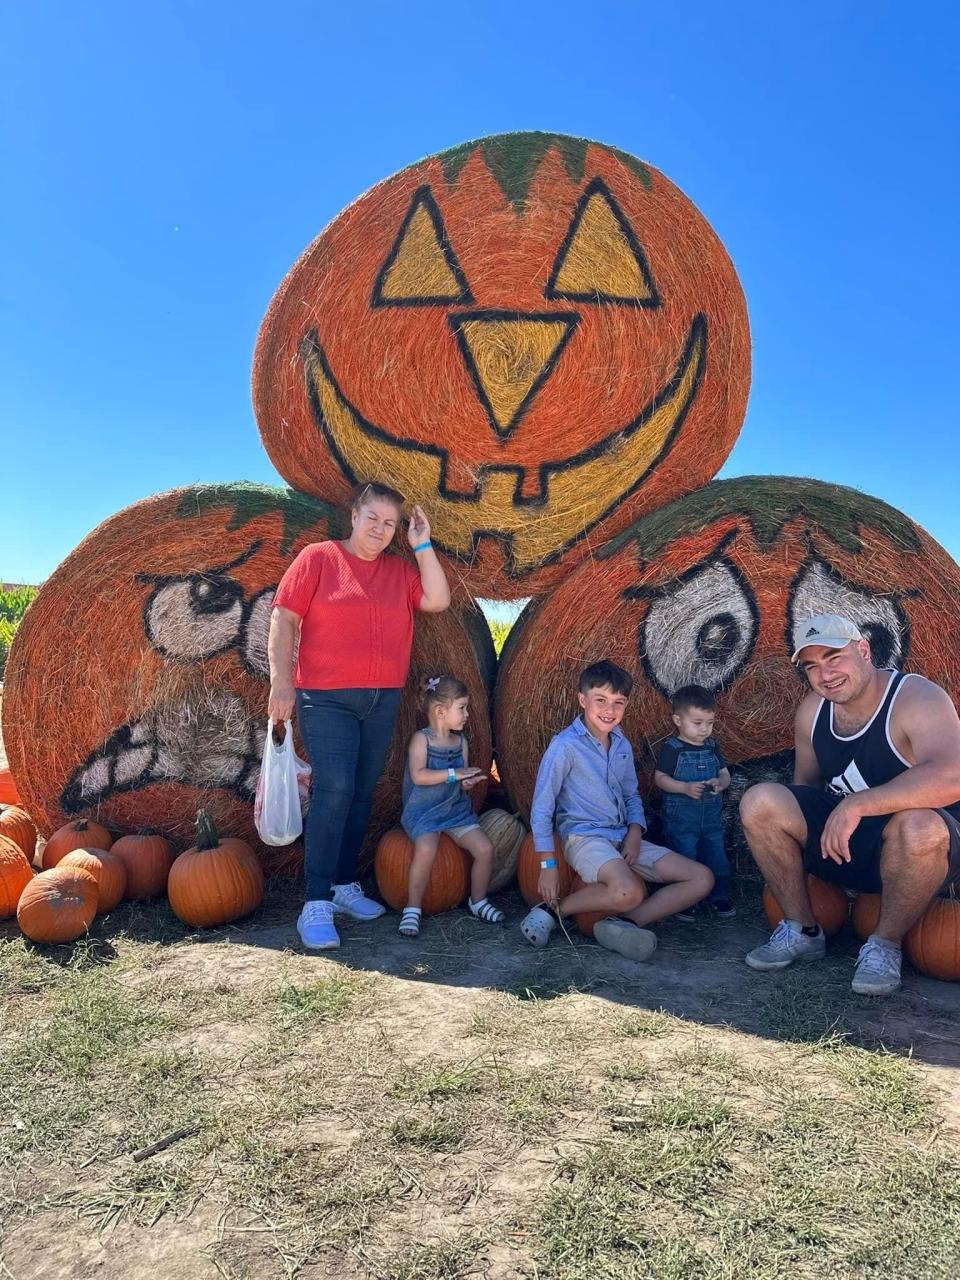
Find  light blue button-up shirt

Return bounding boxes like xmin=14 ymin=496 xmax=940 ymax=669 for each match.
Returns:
xmin=530 ymin=716 xmax=647 ymax=854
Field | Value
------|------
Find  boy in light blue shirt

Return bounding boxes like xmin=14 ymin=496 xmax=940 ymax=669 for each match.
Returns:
xmin=521 ymin=660 xmax=714 ymax=960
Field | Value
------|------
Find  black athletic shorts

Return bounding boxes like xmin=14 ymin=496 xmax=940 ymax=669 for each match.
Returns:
xmin=787 ymin=785 xmax=960 ymax=894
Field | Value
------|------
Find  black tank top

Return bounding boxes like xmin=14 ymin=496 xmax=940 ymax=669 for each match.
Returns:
xmin=811 ymin=670 xmax=960 ymax=818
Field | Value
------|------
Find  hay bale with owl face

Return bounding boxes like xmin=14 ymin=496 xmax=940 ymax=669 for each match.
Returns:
xmin=493 ymin=476 xmax=960 ymax=864
xmin=253 ymin=130 xmax=751 ymax=599
xmin=3 ymin=483 xmax=494 ymax=871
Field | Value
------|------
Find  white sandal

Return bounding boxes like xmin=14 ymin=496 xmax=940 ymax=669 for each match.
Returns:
xmin=468 ymin=897 xmax=505 ymax=924
xmin=399 ymin=906 xmax=422 ymax=937
xmin=520 ymin=905 xmax=556 ymax=948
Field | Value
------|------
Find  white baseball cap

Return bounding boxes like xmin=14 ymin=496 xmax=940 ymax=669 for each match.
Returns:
xmin=791 ymin=613 xmax=864 ymax=663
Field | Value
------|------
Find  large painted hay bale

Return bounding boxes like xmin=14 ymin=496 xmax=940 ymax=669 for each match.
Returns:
xmin=494 ymin=476 xmax=960 ymax=862
xmin=3 ymin=484 xmax=494 ymax=870
xmin=253 ymin=131 xmax=750 ymax=600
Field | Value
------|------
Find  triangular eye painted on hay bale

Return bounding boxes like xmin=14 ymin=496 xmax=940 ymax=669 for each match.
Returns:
xmin=493 ymin=476 xmax=960 ymax=826
xmin=253 ymin=131 xmax=751 ymax=599
xmin=2 ymin=483 xmax=495 ymax=870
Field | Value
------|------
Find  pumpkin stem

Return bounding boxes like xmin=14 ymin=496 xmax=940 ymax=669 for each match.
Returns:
xmin=194 ymin=810 xmax=221 ymax=852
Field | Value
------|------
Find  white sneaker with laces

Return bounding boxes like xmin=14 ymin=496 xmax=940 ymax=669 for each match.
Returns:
xmin=745 ymin=919 xmax=825 ymax=970
xmin=297 ymin=900 xmax=340 ymax=950
xmin=331 ymin=882 xmax=386 ymax=921
xmin=852 ymin=936 xmax=902 ymax=996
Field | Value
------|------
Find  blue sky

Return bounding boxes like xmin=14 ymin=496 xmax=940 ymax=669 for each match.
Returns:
xmin=3 ymin=1 xmax=958 ymax=586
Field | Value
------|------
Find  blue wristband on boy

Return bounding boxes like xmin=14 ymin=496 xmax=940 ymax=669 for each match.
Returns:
xmin=539 ymin=858 xmax=558 ymax=869
xmin=412 ymin=540 xmax=432 ymax=553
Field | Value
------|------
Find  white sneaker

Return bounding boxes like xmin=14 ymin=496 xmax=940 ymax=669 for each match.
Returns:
xmin=331 ymin=881 xmax=386 ymax=921
xmin=852 ymin=937 xmax=902 ymax=996
xmin=593 ymin=918 xmax=658 ymax=962
xmin=297 ymin=900 xmax=340 ymax=950
xmin=745 ymin=919 xmax=825 ymax=970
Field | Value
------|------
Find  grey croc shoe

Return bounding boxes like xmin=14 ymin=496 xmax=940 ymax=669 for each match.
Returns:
xmin=520 ymin=905 xmax=556 ymax=947
xmin=593 ymin=918 xmax=658 ymax=962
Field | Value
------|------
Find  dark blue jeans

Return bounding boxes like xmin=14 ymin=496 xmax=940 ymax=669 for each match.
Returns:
xmin=296 ymin=687 xmax=401 ymax=902
xmin=662 ymin=796 xmax=731 ymax=902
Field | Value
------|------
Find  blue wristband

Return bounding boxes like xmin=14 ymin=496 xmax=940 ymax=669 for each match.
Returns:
xmin=447 ymin=766 xmax=457 ymax=784
xmin=539 ymin=858 xmax=558 ymax=869
xmin=412 ymin=540 xmax=432 ymax=553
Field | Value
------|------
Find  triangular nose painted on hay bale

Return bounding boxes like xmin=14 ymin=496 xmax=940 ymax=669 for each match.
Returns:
xmin=493 ymin=475 xmax=960 ymax=823
xmin=1 ymin=483 xmax=494 ymax=871
xmin=253 ymin=131 xmax=751 ymax=598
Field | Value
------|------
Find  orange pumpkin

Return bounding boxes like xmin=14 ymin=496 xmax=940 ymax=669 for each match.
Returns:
xmin=59 ymin=847 xmax=127 ymax=914
xmin=762 ymin=876 xmax=849 ymax=938
xmin=374 ymin=828 xmax=470 ymax=915
xmin=852 ymin=892 xmax=882 ymax=942
xmin=0 ymin=767 xmax=19 ymax=805
xmin=0 ymin=835 xmax=34 ymax=918
xmin=903 ymin=895 xmax=960 ymax=981
xmin=2 ymin=484 xmax=493 ymax=869
xmin=495 ymin=477 xmax=960 ymax=832
xmin=253 ymin=132 xmax=750 ymax=599
xmin=110 ymin=832 xmax=174 ymax=899
xmin=167 ymin=810 xmax=264 ymax=928
xmin=41 ymin=818 xmax=113 ymax=869
xmin=17 ymin=866 xmax=99 ymax=943
xmin=0 ymin=806 xmax=37 ymax=862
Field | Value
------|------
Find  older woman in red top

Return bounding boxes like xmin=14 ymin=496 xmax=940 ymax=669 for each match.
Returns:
xmin=268 ymin=482 xmax=451 ymax=949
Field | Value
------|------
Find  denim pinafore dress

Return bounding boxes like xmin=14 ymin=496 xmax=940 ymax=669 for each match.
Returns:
xmin=401 ymin=730 xmax=475 ymax=839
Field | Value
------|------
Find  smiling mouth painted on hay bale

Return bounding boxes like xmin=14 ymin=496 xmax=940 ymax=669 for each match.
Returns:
xmin=299 ymin=313 xmax=707 ymax=574
xmin=60 ymin=690 xmax=265 ymax=813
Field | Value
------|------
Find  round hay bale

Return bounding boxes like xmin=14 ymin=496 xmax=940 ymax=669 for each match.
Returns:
xmin=253 ymin=131 xmax=750 ymax=600
xmin=477 ymin=807 xmax=526 ymax=893
xmin=494 ymin=477 xmax=960 ymax=853
xmin=2 ymin=484 xmax=494 ymax=870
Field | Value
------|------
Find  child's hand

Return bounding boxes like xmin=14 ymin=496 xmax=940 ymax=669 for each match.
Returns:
xmin=686 ymin=781 xmax=707 ymax=799
xmin=460 ymin=773 xmax=486 ymax=791
xmin=704 ymin=778 xmax=724 ymax=795
xmin=455 ymin=766 xmax=484 ymax=782
xmin=538 ymin=867 xmax=560 ymax=906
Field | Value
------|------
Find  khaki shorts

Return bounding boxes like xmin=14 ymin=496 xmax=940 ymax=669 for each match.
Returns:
xmin=446 ymin=822 xmax=480 ymax=842
xmin=563 ymin=833 xmax=673 ymax=885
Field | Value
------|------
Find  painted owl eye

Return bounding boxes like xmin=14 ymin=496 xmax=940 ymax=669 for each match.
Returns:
xmin=788 ymin=559 xmax=910 ymax=669
xmin=629 ymin=554 xmax=758 ymax=697
xmin=140 ymin=575 xmax=244 ymax=661
xmin=240 ymin=587 xmax=276 ymax=677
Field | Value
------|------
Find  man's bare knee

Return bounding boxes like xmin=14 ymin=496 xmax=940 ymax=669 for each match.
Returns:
xmin=883 ymin=809 xmax=949 ymax=860
xmin=740 ymin=783 xmax=799 ymax=832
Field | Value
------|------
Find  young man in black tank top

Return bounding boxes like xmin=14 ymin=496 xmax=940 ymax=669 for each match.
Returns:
xmin=740 ymin=613 xmax=960 ymax=995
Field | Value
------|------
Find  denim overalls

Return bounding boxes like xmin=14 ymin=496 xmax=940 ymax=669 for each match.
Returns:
xmin=660 ymin=736 xmax=730 ymax=901
xmin=401 ymin=730 xmax=475 ymax=840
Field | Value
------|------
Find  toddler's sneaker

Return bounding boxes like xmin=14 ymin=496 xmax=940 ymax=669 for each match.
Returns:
xmin=593 ymin=918 xmax=657 ymax=963
xmin=297 ymin=900 xmax=340 ymax=950
xmin=852 ymin=937 xmax=902 ymax=996
xmin=710 ymin=898 xmax=737 ymax=920
xmin=674 ymin=907 xmax=699 ymax=923
xmin=331 ymin=881 xmax=386 ymax=921
xmin=745 ymin=919 xmax=825 ymax=970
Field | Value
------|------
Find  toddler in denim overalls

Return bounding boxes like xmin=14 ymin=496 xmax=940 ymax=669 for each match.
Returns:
xmin=654 ymin=685 xmax=734 ymax=919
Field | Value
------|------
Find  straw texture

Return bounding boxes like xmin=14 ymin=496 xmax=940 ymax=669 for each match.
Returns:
xmin=3 ymin=484 xmax=493 ymax=870
xmin=252 ymin=131 xmax=750 ymax=599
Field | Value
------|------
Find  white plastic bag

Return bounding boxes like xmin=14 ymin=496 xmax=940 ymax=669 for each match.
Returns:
xmin=255 ymin=719 xmax=309 ymax=845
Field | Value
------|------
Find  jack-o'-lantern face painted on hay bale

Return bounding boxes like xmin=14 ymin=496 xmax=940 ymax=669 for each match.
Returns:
xmin=3 ymin=485 xmax=493 ymax=866
xmin=494 ymin=476 xmax=960 ymax=819
xmin=253 ymin=131 xmax=750 ymax=598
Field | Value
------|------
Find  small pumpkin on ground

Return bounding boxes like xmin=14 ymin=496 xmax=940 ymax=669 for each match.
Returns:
xmin=904 ymin=894 xmax=960 ymax=982
xmin=41 ymin=818 xmax=113 ymax=869
xmin=762 ymin=875 xmax=848 ymax=938
xmin=110 ymin=831 xmax=175 ymax=899
xmin=478 ymin=808 xmax=526 ymax=893
xmin=17 ymin=866 xmax=99 ymax=943
xmin=167 ymin=810 xmax=264 ymax=928
xmin=0 ymin=806 xmax=37 ymax=862
xmin=374 ymin=828 xmax=470 ymax=915
xmin=59 ymin=848 xmax=128 ymax=914
xmin=0 ymin=835 xmax=34 ymax=918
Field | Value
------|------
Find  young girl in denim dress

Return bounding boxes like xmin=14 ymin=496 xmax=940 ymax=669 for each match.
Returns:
xmin=398 ymin=675 xmax=504 ymax=937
